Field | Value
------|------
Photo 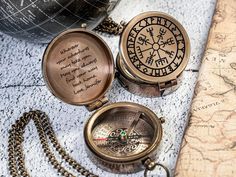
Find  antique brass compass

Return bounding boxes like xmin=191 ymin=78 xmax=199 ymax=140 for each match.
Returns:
xmin=40 ymin=26 xmax=169 ymax=175
xmin=7 ymin=11 xmax=190 ymax=177
xmin=117 ymin=11 xmax=190 ymax=97
xmin=84 ymin=102 xmax=168 ymax=175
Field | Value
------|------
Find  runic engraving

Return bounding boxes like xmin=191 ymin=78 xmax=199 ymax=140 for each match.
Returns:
xmin=160 ymin=37 xmax=175 ymax=47
xmin=136 ymin=46 xmax=144 ymax=59
xmin=127 ymin=15 xmax=186 ymax=77
xmin=168 ymin=65 xmax=173 ymax=72
xmin=130 ymin=56 xmax=139 ymax=62
xmin=162 ymin=68 xmax=167 ymax=75
xmin=155 ymin=57 xmax=168 ymax=67
xmin=144 ymin=18 xmax=151 ymax=25
xmin=145 ymin=51 xmax=156 ymax=65
xmin=164 ymin=19 xmax=171 ymax=28
xmin=136 ymin=62 xmax=142 ymax=68
xmin=143 ymin=68 xmax=148 ymax=73
xmin=137 ymin=34 xmax=149 ymax=45
xmin=162 ymin=49 xmax=175 ymax=58
xmin=146 ymin=27 xmax=154 ymax=37
xmin=159 ymin=28 xmax=166 ymax=37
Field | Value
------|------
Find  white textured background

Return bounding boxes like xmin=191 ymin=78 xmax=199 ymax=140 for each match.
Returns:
xmin=0 ymin=0 xmax=216 ymax=177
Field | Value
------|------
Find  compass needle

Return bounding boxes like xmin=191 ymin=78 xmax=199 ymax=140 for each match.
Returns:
xmin=83 ymin=102 xmax=167 ymax=174
xmin=127 ymin=112 xmax=142 ymax=136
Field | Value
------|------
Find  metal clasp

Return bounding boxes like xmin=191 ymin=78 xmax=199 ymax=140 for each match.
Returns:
xmin=159 ymin=79 xmax=177 ymax=91
xmin=159 ymin=79 xmax=178 ymax=96
xmin=143 ymin=158 xmax=170 ymax=177
xmin=115 ymin=71 xmax=129 ymax=89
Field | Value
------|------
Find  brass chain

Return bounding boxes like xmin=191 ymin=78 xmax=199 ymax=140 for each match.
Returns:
xmin=94 ymin=17 xmax=126 ymax=35
xmin=8 ymin=110 xmax=98 ymax=177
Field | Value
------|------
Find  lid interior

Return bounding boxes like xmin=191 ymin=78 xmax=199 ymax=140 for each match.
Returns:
xmin=43 ymin=29 xmax=114 ymax=105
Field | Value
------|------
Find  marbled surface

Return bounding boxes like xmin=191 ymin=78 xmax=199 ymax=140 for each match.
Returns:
xmin=0 ymin=0 xmax=216 ymax=177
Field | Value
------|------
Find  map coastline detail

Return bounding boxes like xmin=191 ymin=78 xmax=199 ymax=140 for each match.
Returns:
xmin=175 ymin=0 xmax=236 ymax=176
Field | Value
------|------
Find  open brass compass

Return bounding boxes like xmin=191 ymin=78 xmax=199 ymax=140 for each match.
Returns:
xmin=7 ymin=10 xmax=191 ymax=177
xmin=40 ymin=19 xmax=170 ymax=176
xmin=117 ymin=11 xmax=190 ymax=97
xmin=84 ymin=102 xmax=168 ymax=175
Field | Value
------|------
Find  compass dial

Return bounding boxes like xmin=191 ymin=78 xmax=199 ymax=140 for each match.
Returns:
xmin=84 ymin=102 xmax=163 ymax=173
xmin=91 ymin=111 xmax=154 ymax=158
xmin=120 ymin=12 xmax=190 ymax=83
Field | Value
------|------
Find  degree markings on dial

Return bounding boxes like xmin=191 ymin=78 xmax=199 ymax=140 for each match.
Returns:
xmin=91 ymin=112 xmax=155 ymax=156
xmin=93 ymin=135 xmax=151 ymax=141
xmin=140 ymin=136 xmax=152 ymax=145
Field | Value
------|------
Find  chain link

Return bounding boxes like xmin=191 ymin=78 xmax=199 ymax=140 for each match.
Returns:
xmin=94 ymin=17 xmax=126 ymax=35
xmin=8 ymin=110 xmax=98 ymax=177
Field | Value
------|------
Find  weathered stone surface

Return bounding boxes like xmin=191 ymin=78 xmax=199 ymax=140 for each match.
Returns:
xmin=0 ymin=0 xmax=216 ymax=176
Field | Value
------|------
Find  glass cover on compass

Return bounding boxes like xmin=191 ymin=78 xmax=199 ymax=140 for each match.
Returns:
xmin=120 ymin=11 xmax=190 ymax=83
xmin=84 ymin=103 xmax=162 ymax=162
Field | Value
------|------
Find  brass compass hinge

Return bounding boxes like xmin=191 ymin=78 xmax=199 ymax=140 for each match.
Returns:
xmin=159 ymin=79 xmax=178 ymax=91
xmin=86 ymin=96 xmax=109 ymax=111
xmin=115 ymin=72 xmax=129 ymax=89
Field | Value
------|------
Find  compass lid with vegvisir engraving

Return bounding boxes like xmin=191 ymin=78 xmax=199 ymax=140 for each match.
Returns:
xmin=120 ymin=11 xmax=190 ymax=83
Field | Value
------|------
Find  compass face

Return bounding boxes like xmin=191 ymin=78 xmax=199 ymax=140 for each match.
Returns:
xmin=120 ymin=12 xmax=190 ymax=83
xmin=84 ymin=103 xmax=163 ymax=167
xmin=91 ymin=111 xmax=154 ymax=158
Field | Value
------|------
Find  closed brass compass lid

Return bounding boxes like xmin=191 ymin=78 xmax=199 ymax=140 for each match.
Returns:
xmin=120 ymin=11 xmax=190 ymax=83
xmin=42 ymin=29 xmax=114 ymax=106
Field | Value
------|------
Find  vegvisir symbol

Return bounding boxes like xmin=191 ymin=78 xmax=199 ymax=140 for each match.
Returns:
xmin=159 ymin=37 xmax=175 ymax=48
xmin=157 ymin=28 xmax=167 ymax=41
xmin=127 ymin=16 xmax=186 ymax=77
xmin=137 ymin=34 xmax=150 ymax=46
xmin=146 ymin=27 xmax=155 ymax=43
xmin=135 ymin=26 xmax=176 ymax=68
xmin=155 ymin=57 xmax=168 ymax=66
xmin=145 ymin=51 xmax=156 ymax=65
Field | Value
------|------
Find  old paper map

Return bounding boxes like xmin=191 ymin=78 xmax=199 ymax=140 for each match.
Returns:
xmin=175 ymin=0 xmax=236 ymax=177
